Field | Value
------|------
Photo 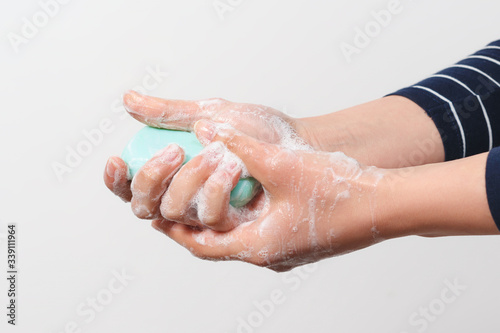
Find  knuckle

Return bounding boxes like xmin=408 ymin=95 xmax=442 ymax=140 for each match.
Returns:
xmin=138 ymin=163 xmax=164 ymax=184
xmin=265 ymin=149 xmax=298 ymax=184
xmin=203 ymin=180 xmax=226 ymax=201
xmin=248 ymin=255 xmax=268 ymax=267
xmin=211 ymin=97 xmax=227 ymax=104
xmin=131 ymin=200 xmax=154 ymax=219
xmin=160 ymin=200 xmax=184 ymax=222
xmin=207 ymin=97 xmax=229 ymax=106
xmin=130 ymin=173 xmax=148 ymax=195
xmin=188 ymin=246 xmax=210 ymax=260
xmin=269 ymin=149 xmax=296 ymax=170
xmin=200 ymin=213 xmax=219 ymax=227
xmin=205 ymin=176 xmax=223 ymax=192
xmin=197 ymin=201 xmax=220 ymax=227
xmin=205 ymin=220 xmax=232 ymax=232
xmin=198 ymin=98 xmax=229 ymax=113
xmin=187 ymin=246 xmax=201 ymax=257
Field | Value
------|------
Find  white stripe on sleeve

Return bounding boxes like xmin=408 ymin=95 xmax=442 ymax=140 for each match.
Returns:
xmin=431 ymin=74 xmax=493 ymax=150
xmin=413 ymin=85 xmax=467 ymax=157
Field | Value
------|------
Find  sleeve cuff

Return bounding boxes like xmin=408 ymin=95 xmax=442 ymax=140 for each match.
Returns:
xmin=486 ymin=147 xmax=500 ymax=231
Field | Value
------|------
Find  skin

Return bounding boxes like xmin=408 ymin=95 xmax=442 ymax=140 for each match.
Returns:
xmin=104 ymin=91 xmax=499 ymax=272
xmin=299 ymin=95 xmax=446 ymax=168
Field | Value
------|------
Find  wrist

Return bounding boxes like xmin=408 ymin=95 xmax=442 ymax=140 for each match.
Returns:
xmin=380 ymin=153 xmax=498 ymax=238
xmin=296 ymin=113 xmax=361 ymax=152
xmin=321 ymin=163 xmax=396 ymax=252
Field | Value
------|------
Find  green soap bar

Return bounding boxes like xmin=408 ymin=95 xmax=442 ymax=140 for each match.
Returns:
xmin=121 ymin=126 xmax=259 ymax=207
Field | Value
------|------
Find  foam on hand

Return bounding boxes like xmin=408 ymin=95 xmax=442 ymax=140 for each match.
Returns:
xmin=121 ymin=126 xmax=260 ymax=207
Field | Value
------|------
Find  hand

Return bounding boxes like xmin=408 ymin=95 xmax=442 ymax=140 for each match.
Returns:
xmin=151 ymin=120 xmax=389 ymax=272
xmin=122 ymin=90 xmax=311 ymax=149
xmin=104 ymin=91 xmax=311 ymax=221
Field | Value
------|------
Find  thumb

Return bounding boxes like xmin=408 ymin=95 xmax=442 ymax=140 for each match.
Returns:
xmin=194 ymin=120 xmax=278 ymax=187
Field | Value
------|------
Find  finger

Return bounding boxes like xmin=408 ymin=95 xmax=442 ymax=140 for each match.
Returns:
xmin=198 ymin=160 xmax=241 ymax=231
xmin=130 ymin=144 xmax=184 ymax=219
xmin=160 ymin=142 xmax=225 ymax=224
xmin=194 ymin=120 xmax=279 ymax=187
xmin=151 ymin=219 xmax=248 ymax=260
xmin=123 ymin=90 xmax=227 ymax=131
xmin=104 ymin=156 xmax=132 ymax=202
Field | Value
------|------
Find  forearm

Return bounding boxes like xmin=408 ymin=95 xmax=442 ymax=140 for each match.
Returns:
xmin=298 ymin=40 xmax=500 ymax=169
xmin=296 ymin=96 xmax=444 ymax=168
xmin=379 ymin=152 xmax=499 ymax=239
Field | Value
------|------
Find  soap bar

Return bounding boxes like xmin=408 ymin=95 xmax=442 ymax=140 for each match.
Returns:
xmin=121 ymin=126 xmax=259 ymax=207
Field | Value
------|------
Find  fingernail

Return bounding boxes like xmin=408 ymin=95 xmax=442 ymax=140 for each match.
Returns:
xmin=123 ymin=90 xmax=144 ymax=110
xmin=156 ymin=144 xmax=181 ymax=163
xmin=127 ymin=89 xmax=142 ymax=96
xmin=106 ymin=158 xmax=118 ymax=178
xmin=195 ymin=120 xmax=216 ymax=144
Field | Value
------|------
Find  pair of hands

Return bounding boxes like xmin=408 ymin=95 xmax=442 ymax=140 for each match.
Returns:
xmin=104 ymin=92 xmax=398 ymax=271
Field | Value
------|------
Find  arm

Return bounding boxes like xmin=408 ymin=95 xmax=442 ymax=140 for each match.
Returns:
xmin=298 ymin=95 xmax=445 ymax=168
xmin=104 ymin=40 xmax=500 ymax=271
xmin=150 ymin=122 xmax=498 ymax=272
xmin=382 ymin=152 xmax=497 ymax=238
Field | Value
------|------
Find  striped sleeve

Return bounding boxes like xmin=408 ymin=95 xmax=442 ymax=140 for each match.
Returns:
xmin=388 ymin=40 xmax=500 ymax=230
xmin=389 ymin=40 xmax=500 ymax=161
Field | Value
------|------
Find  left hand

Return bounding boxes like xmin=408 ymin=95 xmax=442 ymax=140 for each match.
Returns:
xmin=152 ymin=120 xmax=390 ymax=272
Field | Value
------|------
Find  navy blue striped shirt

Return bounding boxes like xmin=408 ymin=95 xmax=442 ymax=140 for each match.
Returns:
xmin=389 ymin=40 xmax=500 ymax=229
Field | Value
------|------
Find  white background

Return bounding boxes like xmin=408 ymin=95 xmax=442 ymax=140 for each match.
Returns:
xmin=1 ymin=0 xmax=500 ymax=332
